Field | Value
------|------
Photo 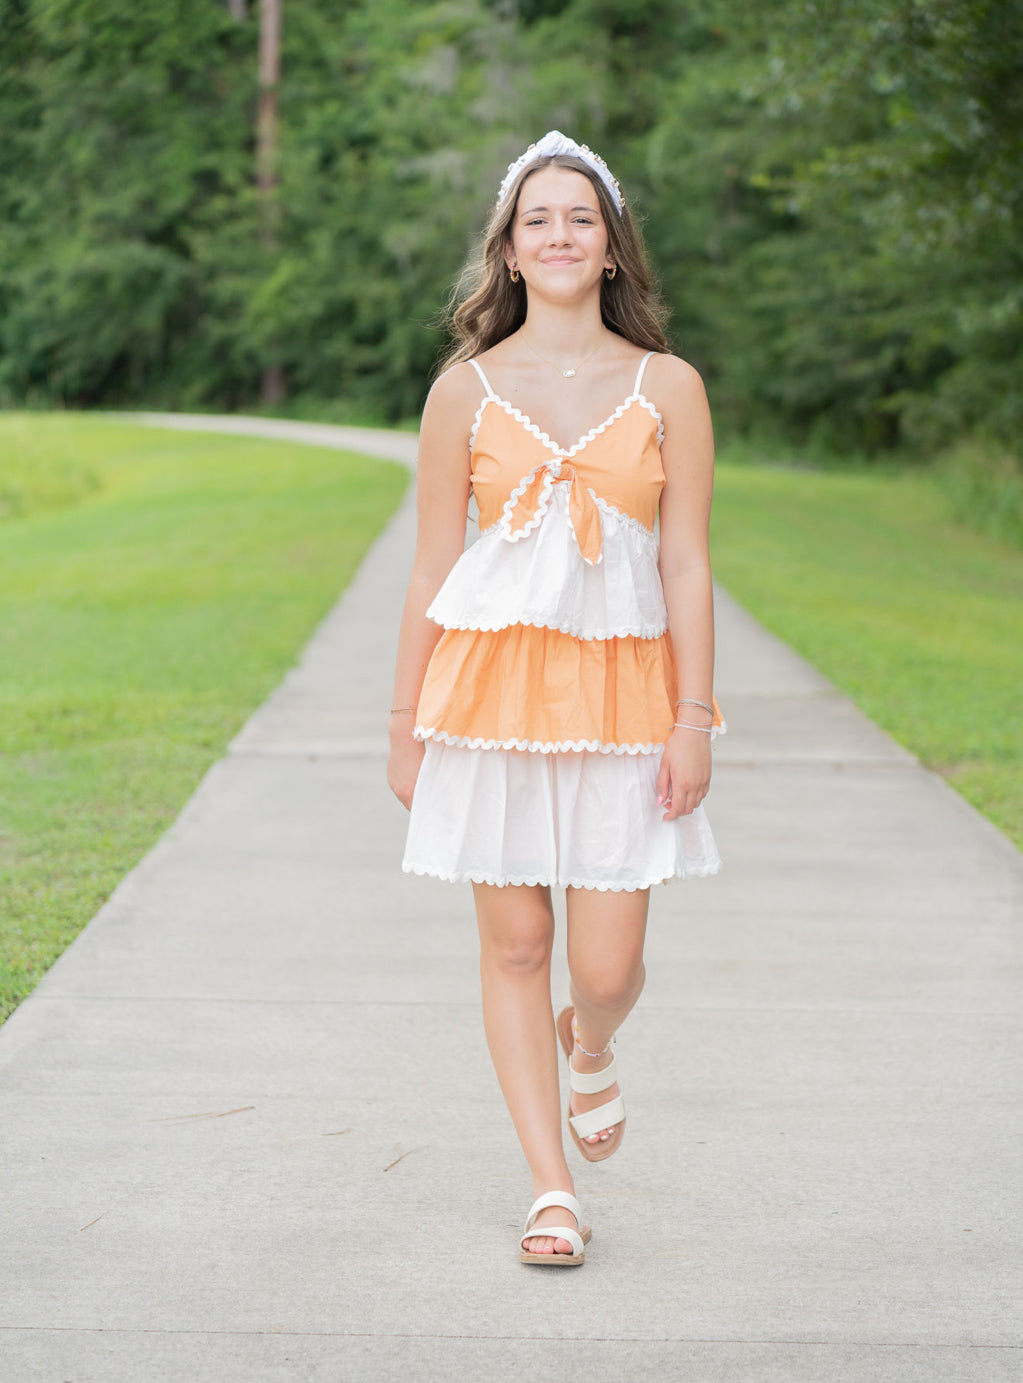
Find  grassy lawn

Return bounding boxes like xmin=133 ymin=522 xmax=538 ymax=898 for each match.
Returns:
xmin=711 ymin=454 xmax=1023 ymax=850
xmin=0 ymin=414 xmax=409 ymax=1023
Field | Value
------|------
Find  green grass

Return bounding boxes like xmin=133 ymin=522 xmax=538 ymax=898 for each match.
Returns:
xmin=0 ymin=413 xmax=409 ymax=1023
xmin=711 ymin=453 xmax=1023 ymax=850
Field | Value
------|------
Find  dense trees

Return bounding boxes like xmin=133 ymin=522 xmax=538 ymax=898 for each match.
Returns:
xmin=0 ymin=0 xmax=1019 ymax=459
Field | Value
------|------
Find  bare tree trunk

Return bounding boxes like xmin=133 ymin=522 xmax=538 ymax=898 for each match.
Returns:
xmin=258 ymin=0 xmax=284 ymax=406
xmin=226 ymin=0 xmax=247 ymax=19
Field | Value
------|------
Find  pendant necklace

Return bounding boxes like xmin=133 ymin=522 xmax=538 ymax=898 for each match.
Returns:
xmin=521 ymin=331 xmax=605 ymax=379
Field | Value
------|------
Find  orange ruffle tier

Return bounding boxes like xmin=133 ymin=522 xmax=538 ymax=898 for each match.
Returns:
xmin=416 ymin=625 xmax=721 ymax=753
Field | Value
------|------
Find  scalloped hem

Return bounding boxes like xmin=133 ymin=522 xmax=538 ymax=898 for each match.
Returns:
xmin=429 ymin=615 xmax=669 ymax=642
xmin=402 ymin=859 xmax=722 ymax=891
xmin=415 ymin=726 xmax=666 ymax=755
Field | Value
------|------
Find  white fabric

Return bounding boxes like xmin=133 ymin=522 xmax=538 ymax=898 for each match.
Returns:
xmin=403 ymin=741 xmax=722 ymax=891
xmin=633 ymin=351 xmax=654 ymax=395
xmin=569 ymin=1095 xmax=626 ymax=1139
xmin=467 ymin=357 xmax=496 ymax=399
xmin=497 ymin=130 xmax=623 ymax=215
xmin=568 ymin=1055 xmax=618 ymax=1094
xmin=427 ymin=484 xmax=666 ymax=640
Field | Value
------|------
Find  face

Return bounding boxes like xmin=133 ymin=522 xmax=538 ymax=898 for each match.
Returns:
xmin=504 ymin=166 xmax=615 ymax=300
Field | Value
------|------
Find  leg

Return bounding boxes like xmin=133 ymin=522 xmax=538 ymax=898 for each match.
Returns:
xmin=565 ymin=886 xmax=650 ymax=1144
xmin=473 ymin=881 xmax=577 ymax=1256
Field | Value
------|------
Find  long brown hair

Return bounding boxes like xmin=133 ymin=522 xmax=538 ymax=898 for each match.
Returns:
xmin=435 ymin=153 xmax=672 ymax=376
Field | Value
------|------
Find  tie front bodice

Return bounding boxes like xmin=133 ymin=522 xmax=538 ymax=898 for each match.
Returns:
xmin=469 ymin=395 xmax=667 ymax=545
xmin=502 ymin=455 xmax=604 ymax=566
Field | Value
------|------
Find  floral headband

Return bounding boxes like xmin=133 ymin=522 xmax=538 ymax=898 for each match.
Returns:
xmin=496 ymin=130 xmax=623 ymax=217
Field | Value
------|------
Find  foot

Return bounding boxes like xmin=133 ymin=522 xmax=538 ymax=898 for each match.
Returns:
xmin=522 ymin=1201 xmax=579 ymax=1257
xmin=570 ymin=1043 xmax=622 ymax=1145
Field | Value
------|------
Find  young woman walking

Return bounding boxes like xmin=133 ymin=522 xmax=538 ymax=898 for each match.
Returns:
xmin=387 ymin=131 xmax=724 ymax=1267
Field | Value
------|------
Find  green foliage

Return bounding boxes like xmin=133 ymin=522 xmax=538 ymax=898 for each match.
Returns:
xmin=712 ymin=447 xmax=1023 ymax=849
xmin=0 ymin=414 xmax=408 ymax=1022
xmin=0 ymin=0 xmax=1020 ymax=467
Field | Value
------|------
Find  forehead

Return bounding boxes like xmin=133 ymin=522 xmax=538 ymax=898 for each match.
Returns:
xmin=515 ymin=165 xmax=600 ymax=211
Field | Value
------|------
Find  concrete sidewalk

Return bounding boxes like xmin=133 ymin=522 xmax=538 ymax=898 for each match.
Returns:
xmin=1 ymin=418 xmax=1020 ymax=1382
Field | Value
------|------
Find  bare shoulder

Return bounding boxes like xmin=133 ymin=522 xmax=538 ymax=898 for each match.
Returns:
xmin=644 ymin=352 xmax=709 ymax=412
xmin=426 ymin=360 xmax=484 ymax=414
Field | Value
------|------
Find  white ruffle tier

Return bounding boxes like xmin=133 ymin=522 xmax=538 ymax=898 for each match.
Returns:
xmin=403 ymin=741 xmax=722 ymax=891
xmin=427 ymin=485 xmax=666 ymax=640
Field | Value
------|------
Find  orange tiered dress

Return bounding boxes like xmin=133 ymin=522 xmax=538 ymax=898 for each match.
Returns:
xmin=402 ymin=352 xmax=723 ymax=891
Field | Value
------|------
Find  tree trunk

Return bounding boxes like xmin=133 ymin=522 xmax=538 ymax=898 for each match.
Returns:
xmin=258 ymin=0 xmax=284 ymax=406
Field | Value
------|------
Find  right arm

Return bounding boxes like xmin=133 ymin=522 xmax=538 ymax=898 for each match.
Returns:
xmin=387 ymin=363 xmax=478 ymax=808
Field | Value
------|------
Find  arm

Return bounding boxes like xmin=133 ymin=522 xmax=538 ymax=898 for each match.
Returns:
xmin=651 ymin=355 xmax=716 ymax=821
xmin=387 ymin=364 xmax=477 ymax=809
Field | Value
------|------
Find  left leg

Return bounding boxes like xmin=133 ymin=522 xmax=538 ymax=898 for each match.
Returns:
xmin=564 ymin=886 xmax=650 ymax=1145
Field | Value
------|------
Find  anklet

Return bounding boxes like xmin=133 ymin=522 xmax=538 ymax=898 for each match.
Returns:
xmin=572 ymin=1017 xmax=614 ymax=1058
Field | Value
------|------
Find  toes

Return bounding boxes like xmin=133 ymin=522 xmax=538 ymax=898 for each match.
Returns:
xmin=553 ymin=1236 xmax=573 ymax=1256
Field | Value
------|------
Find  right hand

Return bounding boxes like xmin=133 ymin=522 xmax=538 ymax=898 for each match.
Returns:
xmin=387 ymin=731 xmax=425 ymax=810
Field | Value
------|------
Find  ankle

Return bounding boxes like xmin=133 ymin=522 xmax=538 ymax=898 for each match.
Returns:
xmin=531 ymin=1175 xmax=574 ymax=1202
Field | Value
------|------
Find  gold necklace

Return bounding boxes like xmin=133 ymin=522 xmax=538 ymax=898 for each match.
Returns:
xmin=521 ymin=331 xmax=606 ymax=379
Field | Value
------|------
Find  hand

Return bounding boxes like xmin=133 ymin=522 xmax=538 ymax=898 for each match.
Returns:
xmin=656 ymin=729 xmax=712 ymax=821
xmin=387 ymin=731 xmax=425 ymax=810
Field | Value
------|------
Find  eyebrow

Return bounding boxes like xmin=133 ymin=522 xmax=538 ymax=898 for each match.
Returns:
xmin=520 ymin=204 xmax=599 ymax=215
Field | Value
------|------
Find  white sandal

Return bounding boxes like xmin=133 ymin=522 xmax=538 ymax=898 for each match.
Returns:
xmin=519 ymin=1190 xmax=591 ymax=1267
xmin=556 ymin=1005 xmax=627 ymax=1163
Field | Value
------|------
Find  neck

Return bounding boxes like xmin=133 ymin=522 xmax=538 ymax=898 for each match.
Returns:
xmin=519 ymin=299 xmax=607 ymax=359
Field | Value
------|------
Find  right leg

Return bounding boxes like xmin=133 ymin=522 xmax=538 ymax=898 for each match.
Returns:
xmin=473 ymin=881 xmax=577 ymax=1256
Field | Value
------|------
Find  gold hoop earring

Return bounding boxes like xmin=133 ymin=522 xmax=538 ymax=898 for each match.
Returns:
xmin=605 ymin=264 xmax=617 ymax=281
xmin=509 ymin=266 xmax=520 ymax=283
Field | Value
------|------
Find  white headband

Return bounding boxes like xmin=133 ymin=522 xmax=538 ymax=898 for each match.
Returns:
xmin=496 ymin=130 xmax=623 ymax=217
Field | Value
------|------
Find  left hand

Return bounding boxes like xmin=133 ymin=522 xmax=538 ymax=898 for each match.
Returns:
xmin=656 ymin=728 xmax=712 ymax=821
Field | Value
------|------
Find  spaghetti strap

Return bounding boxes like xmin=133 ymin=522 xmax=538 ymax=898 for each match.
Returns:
xmin=632 ymin=351 xmax=656 ymax=397
xmin=468 ymin=357 xmax=498 ymax=399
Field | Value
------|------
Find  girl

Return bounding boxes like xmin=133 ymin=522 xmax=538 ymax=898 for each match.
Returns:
xmin=387 ymin=131 xmax=723 ymax=1267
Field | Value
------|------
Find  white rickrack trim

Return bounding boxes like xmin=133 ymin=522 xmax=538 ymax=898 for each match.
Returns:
xmin=429 ymin=614 xmax=669 ymax=641
xmin=481 ymin=393 xmax=662 ymax=460
xmin=479 ymin=492 xmax=657 ymax=548
xmin=402 ymin=859 xmax=722 ymax=890
xmin=468 ymin=397 xmax=488 ymax=453
xmin=414 ymin=726 xmax=665 ymax=755
xmin=496 ymin=461 xmax=556 ymax=545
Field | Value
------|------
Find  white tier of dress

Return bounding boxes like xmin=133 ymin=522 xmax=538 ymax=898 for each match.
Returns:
xmin=427 ymin=481 xmax=667 ymax=640
xmin=404 ymin=741 xmax=721 ymax=892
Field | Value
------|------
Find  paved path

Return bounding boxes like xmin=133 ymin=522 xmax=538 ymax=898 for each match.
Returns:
xmin=2 ymin=417 xmax=1019 ymax=1382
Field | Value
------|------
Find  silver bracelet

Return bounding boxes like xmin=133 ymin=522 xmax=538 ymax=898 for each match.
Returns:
xmin=675 ymin=697 xmax=715 ymax=717
xmin=674 ymin=721 xmax=713 ymax=733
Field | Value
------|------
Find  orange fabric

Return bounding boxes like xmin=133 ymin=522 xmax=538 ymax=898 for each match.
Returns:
xmin=417 ymin=625 xmax=693 ymax=749
xmin=505 ymin=461 xmax=604 ymax=565
xmin=471 ymin=399 xmax=665 ymax=535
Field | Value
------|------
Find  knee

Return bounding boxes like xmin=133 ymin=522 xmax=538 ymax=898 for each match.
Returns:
xmin=574 ymin=961 xmax=645 ymax=1011
xmin=484 ymin=924 xmax=553 ymax=977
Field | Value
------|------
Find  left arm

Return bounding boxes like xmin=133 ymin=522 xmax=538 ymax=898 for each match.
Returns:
xmin=651 ymin=355 xmax=716 ymax=821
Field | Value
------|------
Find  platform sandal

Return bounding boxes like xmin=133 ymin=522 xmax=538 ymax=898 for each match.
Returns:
xmin=556 ymin=1005 xmax=626 ymax=1163
xmin=519 ymin=1191 xmax=591 ymax=1267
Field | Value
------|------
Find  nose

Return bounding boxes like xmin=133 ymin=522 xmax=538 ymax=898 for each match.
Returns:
xmin=547 ymin=217 xmax=573 ymax=244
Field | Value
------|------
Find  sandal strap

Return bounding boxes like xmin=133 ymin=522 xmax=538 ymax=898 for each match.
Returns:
xmin=523 ymin=1190 xmax=582 ymax=1230
xmin=568 ymin=1053 xmax=618 ymax=1094
xmin=520 ymin=1225 xmax=585 ymax=1256
xmin=569 ymin=1093 xmax=626 ymax=1139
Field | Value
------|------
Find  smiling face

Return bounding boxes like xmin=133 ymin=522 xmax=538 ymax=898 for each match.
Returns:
xmin=504 ymin=165 xmax=615 ymax=302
